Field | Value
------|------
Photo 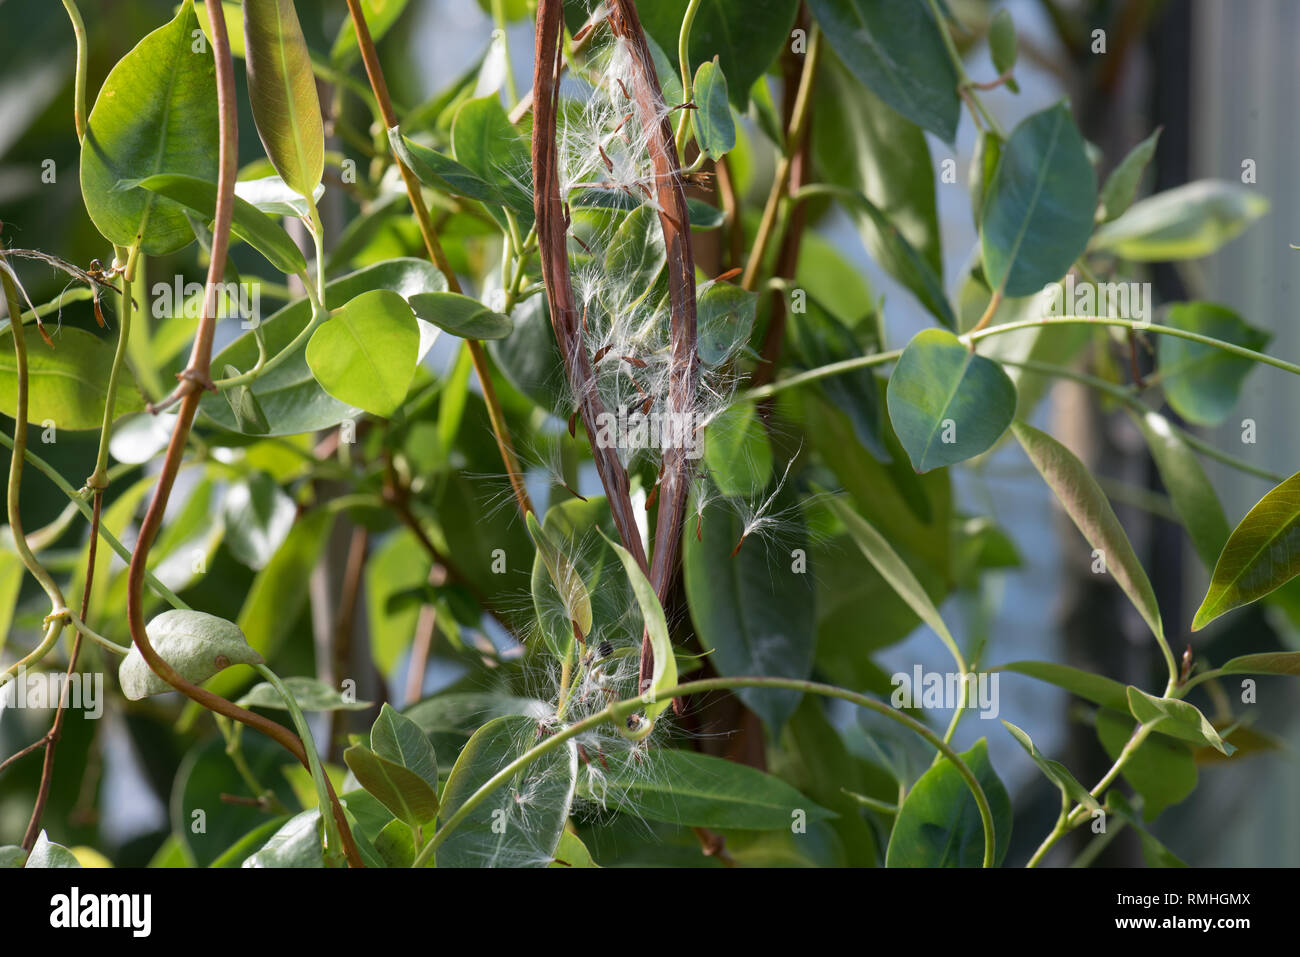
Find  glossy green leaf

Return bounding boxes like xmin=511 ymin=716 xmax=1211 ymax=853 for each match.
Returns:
xmin=202 ymin=259 xmax=446 ymax=435
xmin=1012 ymin=420 xmax=1164 ymax=643
xmin=389 ymin=129 xmax=502 ymax=206
xmin=452 ymin=95 xmax=532 ymax=217
xmin=823 ymin=492 xmax=962 ymax=669
xmin=550 ymin=828 xmax=598 ymax=868
xmin=242 ymin=808 xmax=324 ymax=868
xmin=221 ymin=471 xmax=295 ymax=570
xmin=371 ymin=703 xmax=439 ymax=791
xmin=887 ymin=328 xmax=1017 ymax=472
xmin=998 ymin=660 xmax=1130 ymax=712
xmin=24 ymin=832 xmax=81 ymax=868
xmin=886 ymin=739 xmax=1011 ymax=867
xmin=1159 ymin=301 xmax=1269 ymax=427
xmin=408 ymin=291 xmax=512 ymax=340
xmin=1218 ymin=651 xmax=1300 ymax=676
xmin=603 ymin=204 xmax=666 ymax=299
xmin=1091 ymin=180 xmax=1268 ymax=261
xmin=0 ymin=326 xmax=144 ymax=429
xmin=243 ymin=0 xmax=324 ymax=199
xmin=603 ymin=533 xmax=677 ymax=723
xmin=330 ymin=0 xmax=409 ymax=66
xmin=806 ymin=0 xmax=959 ymax=143
xmin=696 ymin=281 xmax=756 ymax=366
xmin=306 ymin=289 xmax=420 ymax=418
xmin=1097 ymin=128 xmax=1161 ymax=223
xmin=237 ymin=676 xmax=373 ymax=712
xmin=221 ymin=365 xmax=272 ymax=435
xmin=981 ymin=102 xmax=1096 ymax=296
xmin=119 ymin=610 xmax=263 ymax=699
xmin=704 ymin=401 xmax=772 ymax=498
xmin=814 ymin=53 xmax=942 ymax=289
xmin=343 ymin=745 xmax=438 ymax=828
xmin=584 ymin=748 xmax=833 ymax=830
xmin=80 ymin=1 xmax=218 ymax=254
xmin=683 ymin=485 xmax=815 ymax=731
xmin=526 ymin=509 xmax=594 ymax=645
xmin=437 ymin=715 xmax=577 ymax=868
xmin=234 ymin=173 xmax=323 ymax=217
xmin=1002 ymin=721 xmax=1098 ymax=810
xmin=1096 ymin=708 xmax=1196 ymax=820
xmin=1193 ymin=470 xmax=1300 ymax=630
xmin=132 ymin=173 xmax=307 ymax=275
xmin=1130 ymin=408 xmax=1229 ymax=569
xmin=1126 ymin=686 xmax=1234 ymax=756
xmin=968 ymin=130 xmax=1003 ymax=228
xmin=691 ymin=57 xmax=735 ymax=160
xmin=641 ymin=0 xmax=799 ymax=110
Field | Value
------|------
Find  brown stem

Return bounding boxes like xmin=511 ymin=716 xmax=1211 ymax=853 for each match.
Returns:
xmin=122 ymin=0 xmax=362 ymax=867
xmin=344 ymin=0 xmax=533 ymax=519
xmin=19 ymin=491 xmax=100 ymax=850
xmin=328 ymin=525 xmax=368 ymax=758
xmin=532 ymin=0 xmax=651 ymax=578
xmin=607 ymin=1 xmax=700 ymax=690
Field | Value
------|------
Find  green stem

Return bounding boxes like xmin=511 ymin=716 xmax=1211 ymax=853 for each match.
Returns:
xmin=87 ymin=244 xmax=139 ymax=490
xmin=925 ymin=0 xmax=1004 ymax=136
xmin=413 ymin=676 xmax=997 ymax=869
xmin=253 ymin=664 xmax=346 ymax=867
xmin=673 ymin=0 xmax=705 ymax=153
xmin=61 ymin=0 xmax=88 ymax=141
xmin=490 ymin=0 xmax=519 ymax=104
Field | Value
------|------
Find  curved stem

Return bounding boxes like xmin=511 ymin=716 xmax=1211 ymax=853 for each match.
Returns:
xmin=673 ymin=0 xmax=704 ymax=152
xmin=414 ymin=676 xmax=997 ymax=869
xmin=87 ymin=243 xmax=139 ymax=490
xmin=61 ymin=0 xmax=88 ymax=141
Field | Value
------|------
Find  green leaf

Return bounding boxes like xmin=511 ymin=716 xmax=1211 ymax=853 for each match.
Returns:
xmin=683 ymin=484 xmax=815 ymax=731
xmin=0 ymin=326 xmax=144 ymax=429
xmin=998 ymin=660 xmax=1130 ymax=712
xmin=1090 ymin=180 xmax=1268 ymax=261
xmin=1096 ymin=708 xmax=1196 ymax=820
xmin=822 ymin=492 xmax=962 ymax=669
xmin=243 ymin=0 xmax=324 ymax=199
xmin=370 ymin=703 xmax=439 ymax=791
xmin=1193 ymin=470 xmax=1300 ymax=630
xmin=691 ymin=57 xmax=735 ymax=160
xmin=305 ymin=289 xmax=420 ymax=418
xmin=24 ymin=832 xmax=81 ymax=868
xmin=80 ymin=1 xmax=218 ymax=254
xmin=812 ymin=53 xmax=943 ymax=296
xmin=602 ymin=533 xmax=677 ymax=723
xmin=550 ymin=828 xmax=598 ymax=867
xmin=221 ymin=471 xmax=295 ymax=570
xmin=988 ymin=8 xmax=1018 ymax=88
xmin=209 ymin=818 xmax=288 ymax=867
xmin=202 ymin=259 xmax=447 ymax=435
xmin=584 ymin=749 xmax=834 ymax=830
xmin=132 ymin=173 xmax=307 ymax=275
xmin=1126 ymin=686 xmax=1234 ymax=756
xmin=968 ymin=130 xmax=1003 ymax=228
xmin=237 ymin=676 xmax=373 ymax=712
xmin=1129 ymin=408 xmax=1229 ymax=569
xmin=1105 ymin=791 xmax=1186 ymax=866
xmin=242 ymin=808 xmax=324 ymax=868
xmin=696 ymin=281 xmax=756 ymax=366
xmin=1011 ymin=420 xmax=1164 ymax=644
xmin=640 ymin=0 xmax=800 ymax=110
xmin=886 ymin=739 xmax=1011 ymax=867
xmin=234 ymin=174 xmax=323 ymax=217
xmin=119 ymin=610 xmax=263 ymax=699
xmin=887 ymin=328 xmax=1017 ymax=472
xmin=1097 ymin=128 xmax=1161 ymax=223
xmin=526 ymin=510 xmax=595 ymax=645
xmin=806 ymin=0 xmax=960 ymax=143
xmin=1158 ymin=301 xmax=1269 ymax=427
xmin=0 ymin=846 xmax=27 ymax=868
xmin=1218 ymin=651 xmax=1300 ymax=676
xmin=389 ymin=129 xmax=502 ymax=206
xmin=980 ymin=102 xmax=1096 ymax=296
xmin=221 ymin=365 xmax=272 ymax=435
xmin=1002 ymin=721 xmax=1098 ymax=810
xmin=451 ymin=95 xmax=532 ymax=218
xmin=603 ymin=204 xmax=666 ymax=299
xmin=330 ymin=0 xmax=410 ymax=66
xmin=704 ymin=401 xmax=773 ymax=498
xmin=436 ymin=715 xmax=577 ymax=868
xmin=343 ymin=745 xmax=438 ymax=828
xmin=408 ymin=291 xmax=512 ymax=340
